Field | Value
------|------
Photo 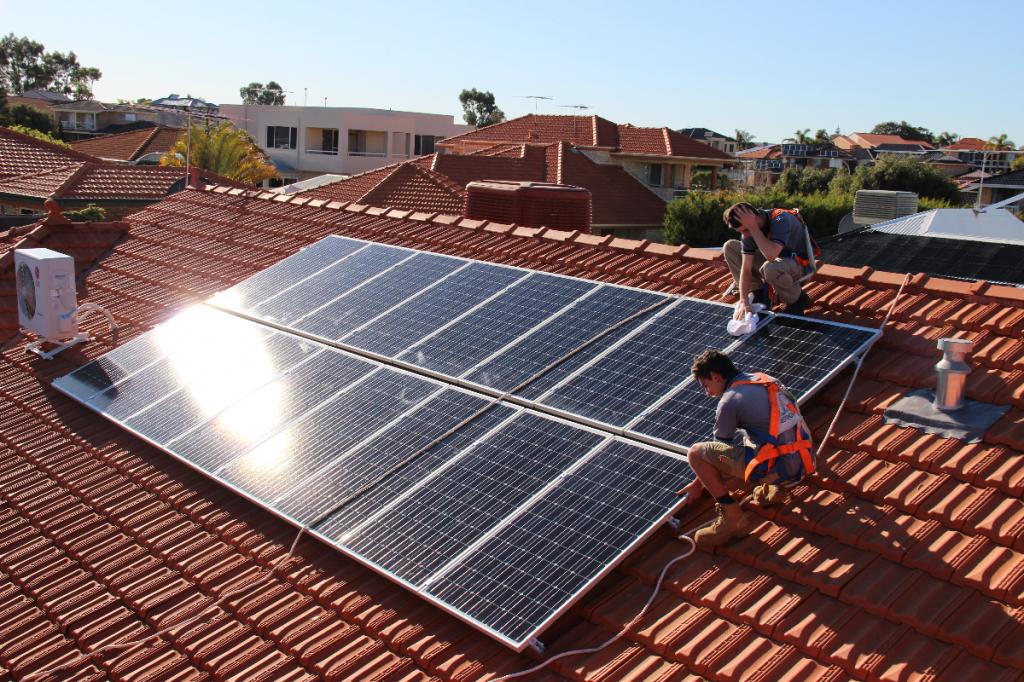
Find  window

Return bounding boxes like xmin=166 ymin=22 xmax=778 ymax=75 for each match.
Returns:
xmin=268 ymin=176 xmax=299 ymax=188
xmin=124 ymin=113 xmax=137 ymax=122
xmin=648 ymin=163 xmax=663 ymax=186
xmin=266 ymin=126 xmax=297 ymax=150
xmin=347 ymin=130 xmax=387 ymax=156
xmin=414 ymin=134 xmax=439 ymax=155
xmin=392 ymin=132 xmax=410 ymax=157
xmin=304 ymin=127 xmax=339 ymax=154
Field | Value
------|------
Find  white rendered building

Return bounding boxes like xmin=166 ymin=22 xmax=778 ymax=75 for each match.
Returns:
xmin=220 ymin=104 xmax=472 ymax=185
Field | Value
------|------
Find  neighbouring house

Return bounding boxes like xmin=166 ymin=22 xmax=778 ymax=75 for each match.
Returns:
xmin=52 ymin=101 xmax=190 ymax=140
xmin=0 ymin=162 xmax=241 ymax=219
xmin=678 ymin=127 xmax=738 ymax=155
xmin=3 ymin=89 xmax=71 ymax=116
xmin=0 ymin=125 xmax=100 ymax=219
xmin=219 ymin=104 xmax=472 ymax=186
xmin=919 ymin=150 xmax=974 ymax=177
xmin=833 ymin=132 xmax=935 ymax=159
xmin=293 ymin=141 xmax=669 ymax=238
xmin=941 ymin=138 xmax=1022 ymax=175
xmin=965 ymin=168 xmax=1024 ymax=211
xmin=734 ymin=143 xmax=854 ymax=187
xmin=150 ymin=94 xmax=219 ymax=114
xmin=437 ymin=114 xmax=735 ymax=200
xmin=0 ymin=184 xmax=1022 ymax=680
xmin=70 ymin=126 xmax=184 ymax=164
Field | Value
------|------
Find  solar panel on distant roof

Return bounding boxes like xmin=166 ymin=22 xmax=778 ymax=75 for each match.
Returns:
xmin=55 ymin=234 xmax=878 ymax=652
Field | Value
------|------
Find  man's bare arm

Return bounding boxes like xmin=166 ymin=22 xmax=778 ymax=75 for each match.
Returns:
xmin=748 ymin=225 xmax=783 ymax=261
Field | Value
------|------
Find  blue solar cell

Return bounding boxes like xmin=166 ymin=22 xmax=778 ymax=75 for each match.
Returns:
xmin=345 ymin=262 xmax=525 ymax=357
xmin=292 ymin=252 xmax=466 ymax=342
xmin=216 ymin=236 xmax=364 ymax=310
xmin=252 ymin=243 xmax=411 ymax=325
xmin=283 ymin=391 xmax=512 ymax=526
xmin=425 ymin=440 xmax=691 ymax=643
xmin=466 ymin=286 xmax=667 ymax=393
xmin=324 ymin=412 xmax=604 ymax=586
xmin=165 ymin=350 xmax=375 ymax=471
xmin=538 ymin=299 xmax=734 ymax=426
xmin=401 ymin=273 xmax=595 ymax=378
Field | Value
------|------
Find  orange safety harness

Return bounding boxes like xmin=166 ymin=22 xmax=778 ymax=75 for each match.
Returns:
xmin=768 ymin=207 xmax=821 ymax=269
xmin=729 ymin=372 xmax=815 ymax=482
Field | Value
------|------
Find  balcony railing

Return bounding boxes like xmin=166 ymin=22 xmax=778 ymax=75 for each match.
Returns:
xmin=347 ymin=150 xmax=387 ymax=157
xmin=305 ymin=149 xmax=339 ymax=156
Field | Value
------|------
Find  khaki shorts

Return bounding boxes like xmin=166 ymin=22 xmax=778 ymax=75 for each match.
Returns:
xmin=691 ymin=440 xmax=784 ymax=484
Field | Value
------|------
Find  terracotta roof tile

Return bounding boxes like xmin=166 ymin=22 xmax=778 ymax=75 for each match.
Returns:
xmin=0 ymin=126 xmax=99 ymax=180
xmin=1 ymin=186 xmax=1024 ymax=679
xmin=70 ymin=126 xmax=182 ymax=162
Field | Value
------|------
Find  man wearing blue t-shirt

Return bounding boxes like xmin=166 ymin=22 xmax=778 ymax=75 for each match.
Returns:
xmin=722 ymin=202 xmax=812 ymax=318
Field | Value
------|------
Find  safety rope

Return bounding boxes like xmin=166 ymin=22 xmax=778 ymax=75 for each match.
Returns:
xmin=493 ymin=535 xmax=697 ymax=682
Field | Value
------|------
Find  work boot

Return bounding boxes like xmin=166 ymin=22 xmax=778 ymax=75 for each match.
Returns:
xmin=752 ymin=482 xmax=791 ymax=507
xmin=786 ymin=291 xmax=811 ymax=316
xmin=694 ymin=503 xmax=751 ymax=548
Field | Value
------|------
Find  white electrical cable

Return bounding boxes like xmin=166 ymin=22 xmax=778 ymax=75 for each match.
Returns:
xmin=493 ymin=534 xmax=696 ymax=682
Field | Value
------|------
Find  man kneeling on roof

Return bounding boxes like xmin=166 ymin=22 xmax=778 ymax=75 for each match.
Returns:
xmin=723 ymin=202 xmax=814 ymax=318
xmin=677 ymin=350 xmax=815 ymax=548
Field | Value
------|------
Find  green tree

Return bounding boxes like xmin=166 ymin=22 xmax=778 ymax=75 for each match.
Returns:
xmin=239 ymin=81 xmax=285 ymax=105
xmin=161 ymin=122 xmax=278 ymax=186
xmin=779 ymin=167 xmax=835 ymax=194
xmin=689 ymin=170 xmax=731 ymax=190
xmin=986 ymin=133 xmax=1015 ymax=150
xmin=784 ymin=128 xmax=811 ymax=144
xmin=870 ymin=120 xmax=934 ymax=144
xmin=0 ymin=103 xmax=60 ymax=136
xmin=852 ymin=154 xmax=961 ymax=202
xmin=935 ymin=131 xmax=960 ymax=147
xmin=459 ymin=88 xmax=505 ymax=128
xmin=812 ymin=128 xmax=831 ymax=145
xmin=733 ymin=129 xmax=755 ymax=150
xmin=1011 ymin=156 xmax=1024 ymax=172
xmin=6 ymin=123 xmax=67 ymax=147
xmin=63 ymin=204 xmax=106 ymax=221
xmin=0 ymin=34 xmax=100 ymax=98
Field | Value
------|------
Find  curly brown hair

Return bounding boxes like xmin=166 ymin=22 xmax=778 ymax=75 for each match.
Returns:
xmin=691 ymin=349 xmax=739 ymax=381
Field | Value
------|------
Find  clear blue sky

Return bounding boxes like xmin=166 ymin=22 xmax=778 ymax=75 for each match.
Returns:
xmin=4 ymin=0 xmax=1022 ymax=145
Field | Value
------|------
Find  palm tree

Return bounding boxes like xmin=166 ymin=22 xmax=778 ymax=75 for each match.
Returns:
xmin=783 ymin=128 xmax=811 ymax=144
xmin=161 ymin=122 xmax=278 ymax=186
xmin=812 ymin=128 xmax=831 ymax=145
xmin=734 ymin=129 xmax=755 ymax=150
xmin=986 ymin=133 xmax=1016 ymax=151
xmin=935 ymin=131 xmax=960 ymax=147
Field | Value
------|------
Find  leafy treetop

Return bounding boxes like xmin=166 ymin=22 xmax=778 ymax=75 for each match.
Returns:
xmin=239 ymin=81 xmax=286 ymax=105
xmin=0 ymin=33 xmax=101 ymax=99
xmin=161 ymin=122 xmax=278 ymax=187
xmin=459 ymin=89 xmax=505 ymax=128
xmin=870 ymin=120 xmax=934 ymax=144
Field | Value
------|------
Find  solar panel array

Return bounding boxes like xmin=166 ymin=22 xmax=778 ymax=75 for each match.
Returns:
xmin=54 ymin=235 xmax=878 ymax=650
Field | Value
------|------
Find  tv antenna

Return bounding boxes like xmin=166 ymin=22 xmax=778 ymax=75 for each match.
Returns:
xmin=516 ymin=95 xmax=552 ymax=114
xmin=559 ymin=104 xmax=591 ymax=142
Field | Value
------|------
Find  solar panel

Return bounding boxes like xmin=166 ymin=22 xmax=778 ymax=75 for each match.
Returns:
xmin=55 ymin=234 xmax=878 ymax=652
xmin=535 ymin=299 xmax=734 ymax=427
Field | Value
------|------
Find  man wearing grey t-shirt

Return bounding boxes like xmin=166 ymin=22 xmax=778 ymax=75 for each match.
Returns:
xmin=722 ymin=202 xmax=812 ymax=319
xmin=677 ymin=350 xmax=812 ymax=548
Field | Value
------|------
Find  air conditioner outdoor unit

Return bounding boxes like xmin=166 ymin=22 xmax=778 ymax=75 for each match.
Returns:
xmin=853 ymin=190 xmax=919 ymax=225
xmin=15 ymin=248 xmax=115 ymax=359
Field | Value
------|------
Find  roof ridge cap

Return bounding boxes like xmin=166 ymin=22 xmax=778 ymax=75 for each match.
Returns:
xmin=357 ymin=163 xmax=407 ymax=203
xmin=131 ymin=127 xmax=161 ymax=159
xmin=662 ymin=127 xmax=672 ymax=155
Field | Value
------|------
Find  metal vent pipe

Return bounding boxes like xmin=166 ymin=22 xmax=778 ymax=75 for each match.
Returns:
xmin=934 ymin=338 xmax=973 ymax=411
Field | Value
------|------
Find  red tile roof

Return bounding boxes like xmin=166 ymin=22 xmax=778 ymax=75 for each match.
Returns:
xmin=0 ymin=162 xmax=240 ymax=205
xmin=1 ymin=187 xmax=1023 ymax=680
xmin=0 ymin=125 xmax=99 ymax=180
xmin=0 ymin=162 xmax=189 ymax=203
xmin=301 ymin=143 xmax=667 ymax=228
xmin=70 ymin=126 xmax=183 ymax=162
xmin=440 ymin=115 xmax=733 ymax=161
xmin=852 ymin=133 xmax=935 ymax=150
xmin=942 ymin=138 xmax=990 ymax=151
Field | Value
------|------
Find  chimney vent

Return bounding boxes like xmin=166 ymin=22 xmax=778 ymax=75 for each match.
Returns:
xmin=934 ymin=338 xmax=973 ymax=411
